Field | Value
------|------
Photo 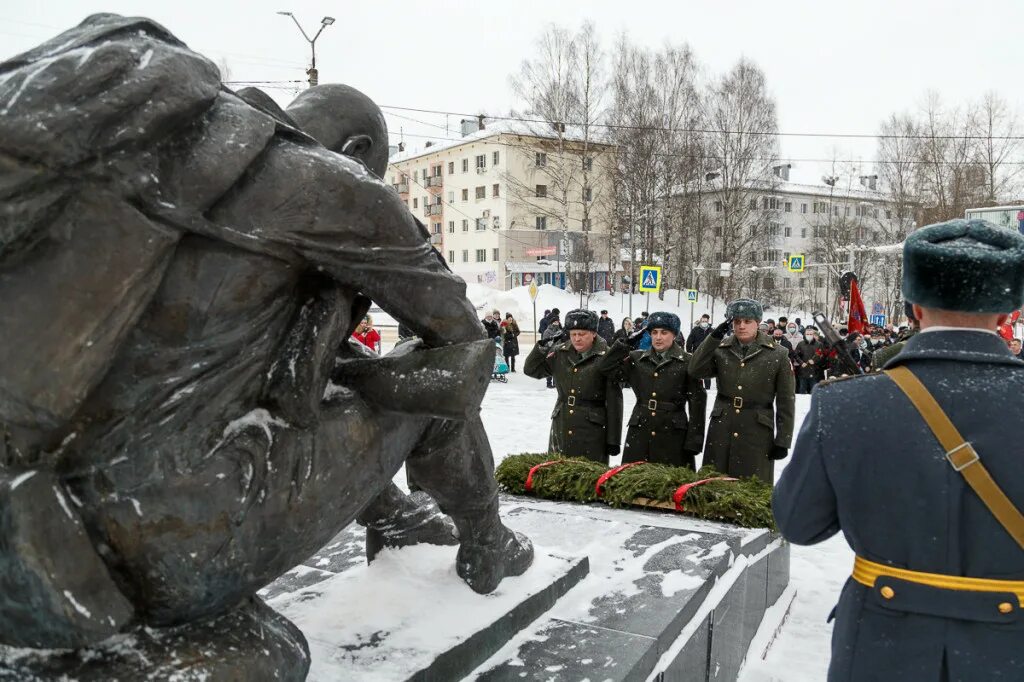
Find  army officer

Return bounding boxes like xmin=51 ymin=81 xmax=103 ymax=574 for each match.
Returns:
xmin=689 ymin=299 xmax=795 ymax=485
xmin=524 ymin=309 xmax=623 ymax=463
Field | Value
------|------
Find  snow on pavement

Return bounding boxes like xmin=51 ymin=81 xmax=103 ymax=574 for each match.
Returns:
xmin=478 ymin=369 xmax=846 ymax=681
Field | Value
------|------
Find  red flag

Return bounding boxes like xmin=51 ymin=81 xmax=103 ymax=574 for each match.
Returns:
xmin=848 ymin=279 xmax=868 ymax=334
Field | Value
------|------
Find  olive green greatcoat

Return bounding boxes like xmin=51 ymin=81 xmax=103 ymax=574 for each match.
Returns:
xmin=870 ymin=328 xmax=918 ymax=371
xmin=524 ymin=337 xmax=623 ymax=464
xmin=598 ymin=342 xmax=707 ymax=468
xmin=689 ymin=331 xmax=796 ymax=485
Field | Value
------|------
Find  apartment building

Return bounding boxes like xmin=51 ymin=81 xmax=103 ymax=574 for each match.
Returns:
xmin=688 ymin=169 xmax=908 ymax=317
xmin=388 ymin=119 xmax=615 ymax=291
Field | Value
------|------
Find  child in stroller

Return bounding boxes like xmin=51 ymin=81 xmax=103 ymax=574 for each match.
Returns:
xmin=492 ymin=338 xmax=509 ymax=382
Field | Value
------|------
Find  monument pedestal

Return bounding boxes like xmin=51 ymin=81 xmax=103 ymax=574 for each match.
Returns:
xmin=260 ymin=496 xmax=790 ymax=681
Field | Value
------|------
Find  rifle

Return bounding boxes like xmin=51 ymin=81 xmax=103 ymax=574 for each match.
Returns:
xmin=812 ymin=311 xmax=864 ymax=376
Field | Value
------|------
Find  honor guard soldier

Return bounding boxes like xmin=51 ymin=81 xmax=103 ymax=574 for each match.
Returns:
xmin=598 ymin=312 xmax=707 ymax=469
xmin=689 ymin=299 xmax=795 ymax=485
xmin=774 ymin=219 xmax=1024 ymax=681
xmin=524 ymin=309 xmax=623 ymax=463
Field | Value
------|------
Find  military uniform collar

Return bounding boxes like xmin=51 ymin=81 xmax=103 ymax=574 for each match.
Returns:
xmin=641 ymin=342 xmax=684 ymax=364
xmin=564 ymin=336 xmax=608 ymax=363
xmin=886 ymin=329 xmax=1024 ymax=369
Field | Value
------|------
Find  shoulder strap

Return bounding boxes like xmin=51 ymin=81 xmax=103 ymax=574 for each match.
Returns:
xmin=884 ymin=365 xmax=1024 ymax=550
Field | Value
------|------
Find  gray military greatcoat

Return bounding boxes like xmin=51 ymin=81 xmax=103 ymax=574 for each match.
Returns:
xmin=774 ymin=330 xmax=1024 ymax=681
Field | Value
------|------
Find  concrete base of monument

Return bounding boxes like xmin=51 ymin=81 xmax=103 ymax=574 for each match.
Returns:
xmin=259 ymin=495 xmax=790 ymax=681
xmin=0 ymin=497 xmax=788 ymax=682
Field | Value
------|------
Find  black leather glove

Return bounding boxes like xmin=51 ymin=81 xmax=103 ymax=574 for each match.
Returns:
xmin=769 ymin=445 xmax=788 ymax=460
xmin=711 ymin=320 xmax=731 ymax=339
xmin=627 ymin=328 xmax=646 ymax=342
xmin=606 ymin=444 xmax=620 ymax=456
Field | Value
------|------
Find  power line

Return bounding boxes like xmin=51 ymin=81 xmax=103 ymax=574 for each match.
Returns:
xmin=386 ymin=130 xmax=1024 ymax=166
xmin=379 ymin=104 xmax=1024 ymax=142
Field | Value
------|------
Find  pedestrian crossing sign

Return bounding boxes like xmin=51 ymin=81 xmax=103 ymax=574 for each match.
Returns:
xmin=686 ymin=289 xmax=698 ymax=303
xmin=787 ymin=254 xmax=806 ymax=272
xmin=638 ymin=265 xmax=662 ymax=293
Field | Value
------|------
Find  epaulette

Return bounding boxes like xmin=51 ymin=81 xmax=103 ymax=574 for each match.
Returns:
xmin=818 ymin=373 xmax=872 ymax=387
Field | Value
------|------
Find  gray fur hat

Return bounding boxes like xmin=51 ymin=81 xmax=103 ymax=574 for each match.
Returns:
xmin=903 ymin=219 xmax=1024 ymax=313
xmin=725 ymin=298 xmax=764 ymax=322
xmin=564 ymin=309 xmax=599 ymax=332
xmin=647 ymin=312 xmax=681 ymax=335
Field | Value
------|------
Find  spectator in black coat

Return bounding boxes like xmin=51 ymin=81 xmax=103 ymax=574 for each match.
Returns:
xmin=482 ymin=312 xmax=500 ymax=340
xmin=685 ymin=314 xmax=713 ymax=353
xmin=538 ymin=307 xmax=560 ymax=335
xmin=597 ymin=310 xmax=616 ymax=344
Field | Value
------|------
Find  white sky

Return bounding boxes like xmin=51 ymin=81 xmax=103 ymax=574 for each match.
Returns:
xmin=3 ymin=0 xmax=1022 ymax=182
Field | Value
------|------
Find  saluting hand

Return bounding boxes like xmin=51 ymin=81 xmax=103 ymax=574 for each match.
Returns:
xmin=711 ymin=320 xmax=731 ymax=339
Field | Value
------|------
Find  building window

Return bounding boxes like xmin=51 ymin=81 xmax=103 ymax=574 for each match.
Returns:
xmin=492 ymin=183 xmax=500 ymax=198
xmin=432 ymin=165 xmax=442 ymax=177
xmin=768 ymin=221 xmax=781 ymax=237
xmin=475 ymin=154 xmax=486 ymax=169
xmin=535 ymin=152 xmax=547 ymax=167
xmin=461 ymin=189 xmax=469 ymax=201
xmin=582 ymin=218 xmax=591 ymax=231
xmin=422 ymin=168 xmax=428 ymax=180
xmin=462 ymin=159 xmax=469 ymax=173
xmin=582 ymin=156 xmax=592 ymax=171
xmin=784 ymin=225 xmax=792 ymax=237
xmin=434 ymin=195 xmax=442 ymax=205
xmin=475 ymin=249 xmax=486 ymax=262
xmin=801 ymin=227 xmax=807 ymax=238
xmin=447 ymin=250 xmax=455 ymax=262
xmin=845 ymin=206 xmax=851 ymax=217
xmin=432 ymin=222 xmax=441 ymax=234
xmin=447 ymin=191 xmax=454 ymax=204
xmin=536 ymin=184 xmax=547 ymax=198
xmin=584 ymin=187 xmax=592 ymax=202
xmin=801 ymin=203 xmax=808 ymax=214
xmin=448 ymin=221 xmax=455 ymax=233
xmin=413 ymin=198 xmax=418 ymax=208
xmin=462 ymin=249 xmax=469 ymax=262
xmin=536 ymin=216 xmax=547 ymax=230
xmin=448 ymin=161 xmax=454 ymax=174
xmin=784 ymin=201 xmax=792 ymax=212
xmin=749 ymin=199 xmax=758 ymax=210
xmin=885 ymin=209 xmax=892 ymax=219
xmin=815 ymin=276 xmax=824 ymax=288
xmin=475 ymin=218 xmax=486 ymax=231
xmin=475 ymin=186 xmax=486 ymax=200
xmin=462 ymin=219 xmax=469 ymax=232
xmin=798 ymin=278 xmax=806 ymax=289
xmin=492 ymin=248 xmax=500 ymax=261
xmin=493 ymin=151 xmax=500 ymax=166
xmin=714 ymin=200 xmax=723 ymax=213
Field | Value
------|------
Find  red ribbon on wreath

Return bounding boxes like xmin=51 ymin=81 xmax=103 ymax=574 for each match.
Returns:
xmin=672 ymin=477 xmax=738 ymax=511
xmin=594 ymin=461 xmax=647 ymax=497
xmin=524 ymin=460 xmax=566 ymax=492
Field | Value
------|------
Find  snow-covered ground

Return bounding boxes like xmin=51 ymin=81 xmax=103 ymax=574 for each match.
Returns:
xmin=475 ymin=368 xmax=850 ymax=681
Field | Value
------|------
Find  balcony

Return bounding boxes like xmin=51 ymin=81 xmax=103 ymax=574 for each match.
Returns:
xmin=425 ymin=176 xmax=443 ymax=188
xmin=392 ymin=182 xmax=409 ymax=194
xmin=430 ymin=233 xmax=443 ymax=245
xmin=422 ymin=204 xmax=443 ymax=217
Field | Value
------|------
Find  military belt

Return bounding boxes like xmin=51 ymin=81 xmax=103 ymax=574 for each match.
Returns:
xmin=645 ymin=399 xmax=681 ymax=412
xmin=716 ymin=395 xmax=771 ymax=410
xmin=853 ymin=555 xmax=1024 ymax=609
xmin=565 ymin=396 xmax=603 ymax=408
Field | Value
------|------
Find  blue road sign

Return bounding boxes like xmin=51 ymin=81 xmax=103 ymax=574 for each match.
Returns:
xmin=686 ymin=289 xmax=698 ymax=303
xmin=638 ymin=265 xmax=662 ymax=293
xmin=869 ymin=314 xmax=886 ymax=326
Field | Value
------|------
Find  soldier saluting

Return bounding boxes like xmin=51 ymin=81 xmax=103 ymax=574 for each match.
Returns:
xmin=598 ymin=312 xmax=707 ymax=469
xmin=689 ymin=299 xmax=795 ymax=485
xmin=524 ymin=309 xmax=623 ymax=464
xmin=774 ymin=219 xmax=1024 ymax=681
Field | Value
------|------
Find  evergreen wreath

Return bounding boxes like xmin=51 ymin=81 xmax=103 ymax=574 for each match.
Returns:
xmin=496 ymin=453 xmax=776 ymax=529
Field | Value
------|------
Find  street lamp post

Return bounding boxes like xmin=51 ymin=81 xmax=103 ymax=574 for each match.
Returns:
xmin=276 ymin=12 xmax=335 ymax=87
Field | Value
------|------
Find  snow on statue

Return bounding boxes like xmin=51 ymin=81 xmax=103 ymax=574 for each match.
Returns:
xmin=0 ymin=13 xmax=531 ymax=680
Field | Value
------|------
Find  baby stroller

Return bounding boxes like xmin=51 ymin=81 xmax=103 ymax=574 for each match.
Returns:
xmin=492 ymin=338 xmax=509 ymax=383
